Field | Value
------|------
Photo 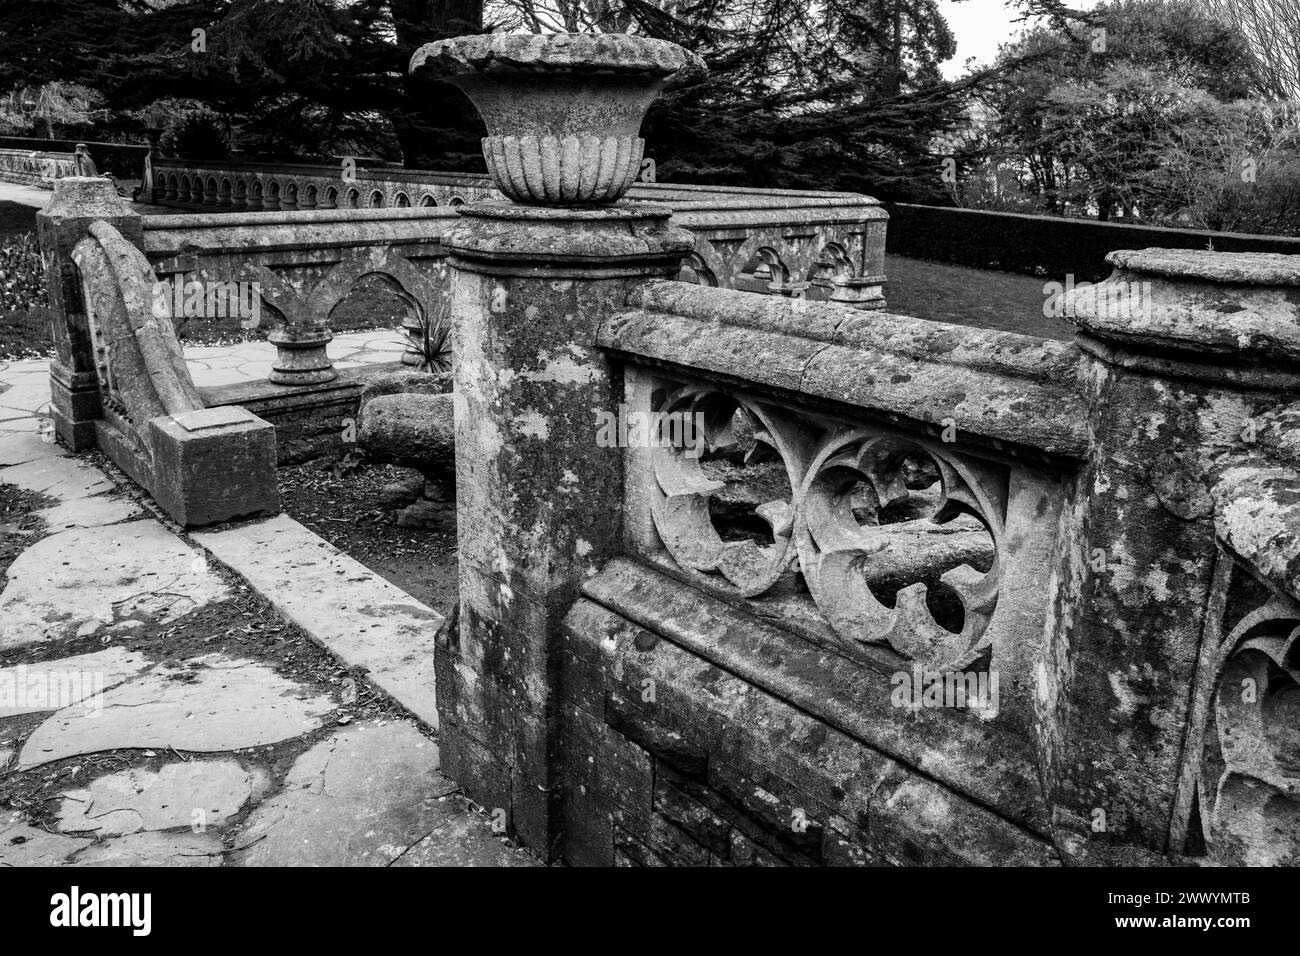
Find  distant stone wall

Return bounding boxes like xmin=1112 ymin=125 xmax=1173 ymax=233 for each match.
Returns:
xmin=887 ymin=203 xmax=1300 ymax=282
xmin=0 ymin=147 xmax=75 ymax=187
xmin=0 ymin=137 xmax=147 ymax=181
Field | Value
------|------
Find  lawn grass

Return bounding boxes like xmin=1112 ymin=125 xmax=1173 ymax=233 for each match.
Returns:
xmin=883 ymin=253 xmax=1071 ymax=341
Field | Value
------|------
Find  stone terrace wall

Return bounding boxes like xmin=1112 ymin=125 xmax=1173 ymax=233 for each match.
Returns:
xmin=888 ymin=202 xmax=1300 ymax=282
xmin=447 ymin=237 xmax=1300 ymax=867
xmin=0 ymin=147 xmax=76 ymax=187
xmin=0 ymin=137 xmax=147 ymax=182
xmin=144 ymin=157 xmax=888 ymax=307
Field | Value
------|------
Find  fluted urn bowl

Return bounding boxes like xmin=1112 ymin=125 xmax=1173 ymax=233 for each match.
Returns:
xmin=410 ymin=33 xmax=704 ymax=205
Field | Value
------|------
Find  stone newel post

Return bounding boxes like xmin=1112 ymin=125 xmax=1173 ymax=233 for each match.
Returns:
xmin=38 ymin=177 xmax=143 ymax=449
xmin=412 ymin=33 xmax=698 ymax=856
xmin=1042 ymin=249 xmax=1296 ymax=862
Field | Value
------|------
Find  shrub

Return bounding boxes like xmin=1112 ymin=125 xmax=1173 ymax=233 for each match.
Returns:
xmin=167 ymin=112 xmax=229 ymax=160
xmin=0 ymin=233 xmax=45 ymax=315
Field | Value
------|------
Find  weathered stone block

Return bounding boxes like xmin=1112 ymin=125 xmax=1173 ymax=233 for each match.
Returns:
xmin=142 ymin=407 xmax=280 ymax=526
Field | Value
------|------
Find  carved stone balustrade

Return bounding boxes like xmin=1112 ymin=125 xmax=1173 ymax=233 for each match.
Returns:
xmin=0 ymin=147 xmax=77 ymax=188
xmin=37 ymin=177 xmax=279 ymax=526
xmin=421 ymin=31 xmax=1300 ymax=869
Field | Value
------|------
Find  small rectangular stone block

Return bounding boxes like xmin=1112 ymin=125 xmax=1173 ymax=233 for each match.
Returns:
xmin=143 ymin=409 xmax=280 ymax=527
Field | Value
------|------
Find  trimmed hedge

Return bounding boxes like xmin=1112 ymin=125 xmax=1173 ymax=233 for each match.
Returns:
xmin=886 ymin=204 xmax=1300 ymax=282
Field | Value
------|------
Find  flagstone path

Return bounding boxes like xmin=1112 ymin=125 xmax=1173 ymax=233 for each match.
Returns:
xmin=0 ymin=349 xmax=536 ymax=868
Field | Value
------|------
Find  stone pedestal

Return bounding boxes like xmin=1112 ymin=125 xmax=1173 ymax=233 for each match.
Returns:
xmin=400 ymin=314 xmax=426 ymax=367
xmin=1039 ymin=248 xmax=1300 ymax=863
xmin=437 ymin=201 xmax=691 ymax=856
xmin=268 ymin=326 xmax=337 ymax=385
xmin=413 ymin=29 xmax=702 ymax=860
xmin=830 ymin=274 xmax=887 ymax=310
xmin=37 ymin=177 xmax=143 ymax=450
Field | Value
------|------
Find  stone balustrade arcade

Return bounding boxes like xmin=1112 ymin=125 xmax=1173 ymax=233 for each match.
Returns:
xmin=144 ymin=156 xmax=888 ymax=308
xmin=0 ymin=146 xmax=77 ymax=187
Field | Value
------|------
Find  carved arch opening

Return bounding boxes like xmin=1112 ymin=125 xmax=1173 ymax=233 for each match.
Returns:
xmin=736 ymin=246 xmax=790 ymax=295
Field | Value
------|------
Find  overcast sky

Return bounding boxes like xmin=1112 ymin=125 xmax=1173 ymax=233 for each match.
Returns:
xmin=936 ymin=0 xmax=1027 ymax=77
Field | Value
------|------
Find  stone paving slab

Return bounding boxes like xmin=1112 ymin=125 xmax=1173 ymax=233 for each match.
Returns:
xmin=0 ymin=813 xmax=90 ymax=866
xmin=393 ymin=812 xmax=540 ymax=867
xmin=17 ymin=655 xmax=335 ymax=770
xmin=180 ymin=332 xmax=403 ymax=389
xmin=68 ymin=831 xmax=225 ymax=867
xmin=0 ymin=417 xmax=49 ymax=436
xmin=194 ymin=515 xmax=443 ymax=730
xmin=0 ymin=648 xmax=152 ymax=718
xmin=232 ymin=721 xmax=460 ymax=867
xmin=0 ymin=519 xmax=230 ymax=650
xmin=0 ymin=432 xmax=66 ymax=468
xmin=56 ymin=760 xmax=267 ymax=835
xmin=0 ymin=360 xmax=541 ymax=866
xmin=36 ymin=494 xmax=144 ymax=531
xmin=0 ymin=455 xmax=113 ymax=500
xmin=0 ymin=385 xmax=53 ymax=415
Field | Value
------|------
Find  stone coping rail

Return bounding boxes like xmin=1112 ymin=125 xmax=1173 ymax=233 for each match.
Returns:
xmin=602 ymin=278 xmax=1089 ymax=460
xmin=139 ymin=195 xmax=883 ymax=257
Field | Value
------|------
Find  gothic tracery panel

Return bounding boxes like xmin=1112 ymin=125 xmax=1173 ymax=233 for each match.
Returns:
xmin=643 ymin=381 xmax=1007 ymax=671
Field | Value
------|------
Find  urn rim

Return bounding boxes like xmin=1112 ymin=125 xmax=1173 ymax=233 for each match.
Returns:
xmin=410 ymin=32 xmax=705 ymax=83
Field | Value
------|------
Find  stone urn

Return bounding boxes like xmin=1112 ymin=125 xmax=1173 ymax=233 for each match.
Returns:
xmin=410 ymin=32 xmax=704 ymax=205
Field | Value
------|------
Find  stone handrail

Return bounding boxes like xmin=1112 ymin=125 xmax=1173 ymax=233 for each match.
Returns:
xmin=569 ymin=242 xmax=1300 ymax=868
xmin=604 ymin=279 xmax=1086 ymax=459
xmin=141 ymin=205 xmax=459 ymax=383
xmin=37 ymin=177 xmax=279 ymax=526
xmin=148 ymin=154 xmax=871 ymax=207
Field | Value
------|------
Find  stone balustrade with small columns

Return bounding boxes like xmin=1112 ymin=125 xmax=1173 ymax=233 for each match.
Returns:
xmin=0 ymin=147 xmax=77 ymax=187
xmin=141 ymin=160 xmax=890 ymax=310
xmin=423 ymin=31 xmax=1300 ymax=867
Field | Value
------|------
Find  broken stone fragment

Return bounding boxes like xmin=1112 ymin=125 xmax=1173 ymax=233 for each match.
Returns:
xmin=358 ymin=374 xmax=458 ymax=512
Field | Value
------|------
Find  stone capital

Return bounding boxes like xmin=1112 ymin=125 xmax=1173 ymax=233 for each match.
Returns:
xmin=444 ymin=200 xmax=693 ymax=279
xmin=1068 ymin=247 xmax=1300 ymax=388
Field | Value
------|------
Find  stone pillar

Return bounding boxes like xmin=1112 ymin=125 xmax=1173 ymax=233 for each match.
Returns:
xmin=141 ymin=128 xmax=162 ymax=203
xmin=37 ymin=177 xmax=143 ymax=449
xmin=412 ymin=32 xmax=701 ymax=858
xmin=1038 ymin=248 xmax=1294 ymax=863
xmin=440 ymin=203 xmax=690 ymax=855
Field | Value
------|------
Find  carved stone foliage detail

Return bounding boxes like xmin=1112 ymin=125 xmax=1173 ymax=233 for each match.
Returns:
xmin=647 ymin=384 xmax=1005 ymax=670
xmin=1174 ymin=558 xmax=1300 ymax=865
